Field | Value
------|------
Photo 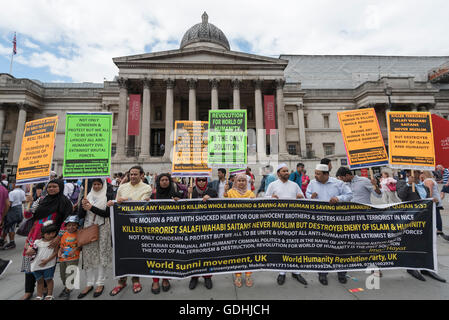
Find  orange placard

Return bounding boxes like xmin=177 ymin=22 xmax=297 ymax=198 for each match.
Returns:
xmin=16 ymin=116 xmax=58 ymax=184
xmin=387 ymin=111 xmax=435 ymax=170
xmin=338 ymin=108 xmax=388 ymax=169
xmin=171 ymin=121 xmax=211 ymax=177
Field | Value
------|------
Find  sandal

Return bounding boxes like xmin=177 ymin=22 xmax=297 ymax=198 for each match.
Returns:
xmin=34 ymin=296 xmax=43 ymax=300
xmin=109 ymin=283 xmax=127 ymax=296
xmin=44 ymin=295 xmax=54 ymax=300
xmin=245 ymin=276 xmax=253 ymax=287
xmin=133 ymin=282 xmax=142 ymax=294
xmin=234 ymin=275 xmax=242 ymax=288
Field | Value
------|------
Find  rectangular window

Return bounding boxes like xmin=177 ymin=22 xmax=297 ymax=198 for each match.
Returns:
xmin=113 ymin=113 xmax=118 ymax=126
xmin=111 ymin=143 xmax=116 ymax=157
xmin=323 ymin=143 xmax=335 ymax=156
xmin=287 ymin=112 xmax=294 ymax=125
xmin=304 ymin=114 xmax=308 ymax=128
xmin=288 ymin=144 xmax=297 ymax=155
xmin=306 ymin=143 xmax=314 ymax=158
xmin=155 ymin=107 xmax=162 ymax=121
xmin=323 ymin=114 xmax=330 ymax=128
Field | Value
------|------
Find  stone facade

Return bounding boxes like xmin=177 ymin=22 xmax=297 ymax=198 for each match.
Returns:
xmin=1 ymin=14 xmax=449 ymax=182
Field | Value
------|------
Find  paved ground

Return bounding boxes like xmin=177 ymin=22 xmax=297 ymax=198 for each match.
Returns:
xmin=1 ymin=198 xmax=449 ymax=301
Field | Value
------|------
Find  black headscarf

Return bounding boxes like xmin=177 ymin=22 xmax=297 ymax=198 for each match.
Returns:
xmin=154 ymin=173 xmax=182 ymax=199
xmin=33 ymin=179 xmax=73 ymax=228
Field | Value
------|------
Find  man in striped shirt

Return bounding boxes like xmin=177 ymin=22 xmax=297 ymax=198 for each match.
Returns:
xmin=437 ymin=165 xmax=449 ymax=200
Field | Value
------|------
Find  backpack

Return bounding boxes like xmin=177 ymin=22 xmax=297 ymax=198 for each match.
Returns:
xmin=69 ymin=183 xmax=80 ymax=204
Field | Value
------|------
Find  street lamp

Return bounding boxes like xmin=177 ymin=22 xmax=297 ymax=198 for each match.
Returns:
xmin=0 ymin=145 xmax=9 ymax=174
xmin=384 ymin=86 xmax=393 ymax=110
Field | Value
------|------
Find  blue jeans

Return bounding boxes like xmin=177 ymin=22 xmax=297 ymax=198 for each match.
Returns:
xmin=32 ymin=266 xmax=56 ymax=281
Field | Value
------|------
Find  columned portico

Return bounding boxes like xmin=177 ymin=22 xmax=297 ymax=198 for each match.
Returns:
xmin=0 ymin=104 xmax=5 ymax=145
xmin=115 ymin=77 xmax=128 ymax=160
xmin=210 ymin=79 xmax=219 ymax=110
xmin=188 ymin=78 xmax=198 ymax=121
xmin=12 ymin=103 xmax=27 ymax=164
xmin=164 ymin=79 xmax=175 ymax=160
xmin=232 ymin=79 xmax=241 ymax=109
xmin=254 ymin=79 xmax=266 ymax=157
xmin=139 ymin=78 xmax=152 ymax=161
xmin=276 ymin=79 xmax=288 ymax=155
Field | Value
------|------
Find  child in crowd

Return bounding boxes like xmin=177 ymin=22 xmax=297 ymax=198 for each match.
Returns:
xmin=57 ymin=215 xmax=81 ymax=300
xmin=26 ymin=221 xmax=59 ymax=300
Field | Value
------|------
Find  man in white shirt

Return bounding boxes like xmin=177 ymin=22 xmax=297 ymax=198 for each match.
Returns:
xmin=210 ymin=169 xmax=232 ymax=199
xmin=265 ymin=163 xmax=307 ymax=286
xmin=1 ymin=184 xmax=26 ymax=250
xmin=306 ymin=164 xmax=353 ymax=286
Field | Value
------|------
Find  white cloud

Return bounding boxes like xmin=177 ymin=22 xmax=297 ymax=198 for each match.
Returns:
xmin=23 ymin=38 xmax=39 ymax=50
xmin=0 ymin=0 xmax=448 ymax=82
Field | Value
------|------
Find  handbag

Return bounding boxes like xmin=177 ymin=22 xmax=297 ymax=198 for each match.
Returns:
xmin=387 ymin=183 xmax=397 ymax=192
xmin=16 ymin=218 xmax=34 ymax=237
xmin=77 ymin=214 xmax=99 ymax=247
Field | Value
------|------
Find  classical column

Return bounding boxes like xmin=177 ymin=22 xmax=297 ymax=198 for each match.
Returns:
xmin=114 ymin=77 xmax=128 ymax=159
xmin=187 ymin=78 xmax=197 ymax=121
xmin=210 ymin=79 xmax=219 ymax=110
xmin=276 ymin=79 xmax=288 ymax=155
xmin=164 ymin=79 xmax=175 ymax=160
xmin=0 ymin=104 xmax=5 ymax=145
xmin=254 ymin=79 xmax=266 ymax=157
xmin=232 ymin=79 xmax=241 ymax=109
xmin=139 ymin=78 xmax=152 ymax=160
xmin=12 ymin=103 xmax=27 ymax=164
xmin=296 ymin=103 xmax=307 ymax=158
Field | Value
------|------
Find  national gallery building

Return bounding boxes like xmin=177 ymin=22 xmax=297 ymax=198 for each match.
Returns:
xmin=1 ymin=13 xmax=449 ymax=178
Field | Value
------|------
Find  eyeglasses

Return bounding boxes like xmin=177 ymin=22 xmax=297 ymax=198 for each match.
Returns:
xmin=197 ymin=179 xmax=207 ymax=182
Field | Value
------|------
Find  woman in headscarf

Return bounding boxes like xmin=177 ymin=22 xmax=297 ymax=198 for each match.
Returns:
xmin=20 ymin=179 xmax=73 ymax=300
xmin=224 ymin=173 xmax=256 ymax=288
xmin=150 ymin=173 xmax=183 ymax=294
xmin=186 ymin=177 xmax=218 ymax=290
xmin=76 ymin=178 xmax=114 ymax=299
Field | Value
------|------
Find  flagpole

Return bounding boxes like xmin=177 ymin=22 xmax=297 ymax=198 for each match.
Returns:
xmin=9 ymin=52 xmax=14 ymax=75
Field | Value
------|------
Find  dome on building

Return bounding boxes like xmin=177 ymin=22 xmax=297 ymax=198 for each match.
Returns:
xmin=180 ymin=12 xmax=230 ymax=50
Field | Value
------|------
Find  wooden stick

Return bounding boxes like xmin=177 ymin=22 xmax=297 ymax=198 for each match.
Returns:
xmin=411 ymin=170 xmax=416 ymax=193
xmin=84 ymin=179 xmax=88 ymax=198
xmin=189 ymin=177 xmax=193 ymax=199
xmin=25 ymin=183 xmax=34 ymax=211
xmin=369 ymin=168 xmax=374 ymax=180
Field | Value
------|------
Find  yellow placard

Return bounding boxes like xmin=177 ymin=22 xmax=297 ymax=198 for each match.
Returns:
xmin=16 ymin=116 xmax=58 ymax=184
xmin=171 ymin=121 xmax=211 ymax=177
xmin=387 ymin=111 xmax=435 ymax=170
xmin=337 ymin=108 xmax=388 ymax=169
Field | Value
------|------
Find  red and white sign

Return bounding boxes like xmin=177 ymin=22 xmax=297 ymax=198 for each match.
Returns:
xmin=264 ymin=95 xmax=276 ymax=135
xmin=128 ymin=94 xmax=141 ymax=136
xmin=432 ymin=114 xmax=449 ymax=168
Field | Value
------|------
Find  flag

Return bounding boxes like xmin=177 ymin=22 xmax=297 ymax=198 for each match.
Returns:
xmin=13 ymin=33 xmax=17 ymax=55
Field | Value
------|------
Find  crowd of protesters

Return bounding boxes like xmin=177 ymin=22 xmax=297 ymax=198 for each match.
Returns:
xmin=1 ymin=161 xmax=449 ymax=299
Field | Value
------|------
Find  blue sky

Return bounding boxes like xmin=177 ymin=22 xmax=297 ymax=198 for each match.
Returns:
xmin=1 ymin=0 xmax=448 ymax=83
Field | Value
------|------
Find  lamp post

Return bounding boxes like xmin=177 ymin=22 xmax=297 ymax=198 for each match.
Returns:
xmin=0 ymin=145 xmax=9 ymax=174
xmin=384 ymin=87 xmax=393 ymax=110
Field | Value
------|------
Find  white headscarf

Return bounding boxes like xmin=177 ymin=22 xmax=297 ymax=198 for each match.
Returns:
xmin=87 ymin=179 xmax=107 ymax=211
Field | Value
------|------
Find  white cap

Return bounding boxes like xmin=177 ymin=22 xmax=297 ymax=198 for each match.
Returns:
xmin=276 ymin=163 xmax=288 ymax=172
xmin=315 ymin=164 xmax=329 ymax=172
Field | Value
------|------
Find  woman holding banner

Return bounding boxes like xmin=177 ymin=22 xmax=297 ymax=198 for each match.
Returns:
xmin=149 ymin=173 xmax=183 ymax=294
xmin=20 ymin=179 xmax=73 ymax=300
xmin=77 ymin=178 xmax=114 ymax=299
xmin=224 ymin=173 xmax=256 ymax=288
xmin=187 ymin=178 xmax=218 ymax=290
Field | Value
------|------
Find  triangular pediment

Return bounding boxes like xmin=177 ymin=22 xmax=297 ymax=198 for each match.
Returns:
xmin=113 ymin=46 xmax=287 ymax=68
